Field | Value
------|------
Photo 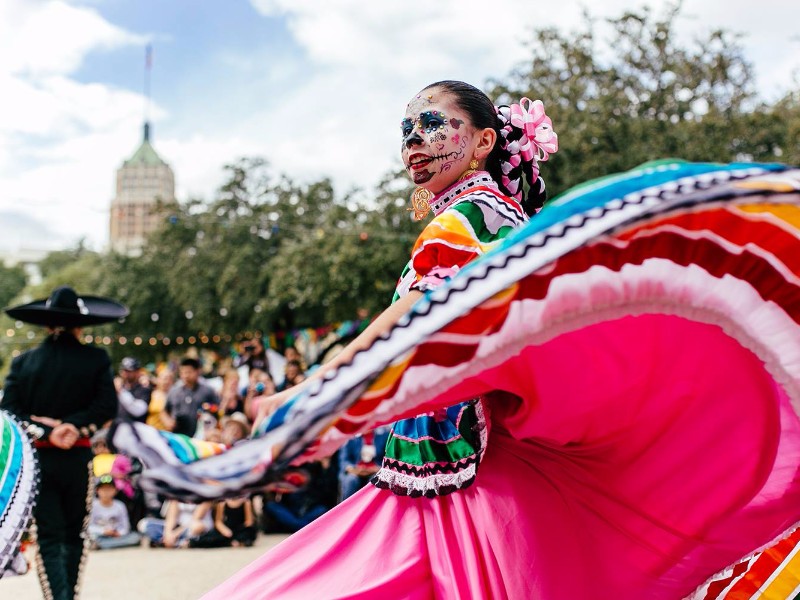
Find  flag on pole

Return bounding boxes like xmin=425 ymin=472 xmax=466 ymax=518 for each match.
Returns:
xmin=145 ymin=44 xmax=153 ymax=70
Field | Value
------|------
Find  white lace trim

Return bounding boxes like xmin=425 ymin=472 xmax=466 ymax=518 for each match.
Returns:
xmin=372 ymin=461 xmax=478 ymax=497
xmin=475 ymin=396 xmax=490 ymax=459
xmin=429 ymin=173 xmax=496 ymax=216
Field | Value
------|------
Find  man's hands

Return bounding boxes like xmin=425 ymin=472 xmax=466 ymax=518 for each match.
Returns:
xmin=32 ymin=416 xmax=80 ymax=449
xmin=31 ymin=415 xmax=61 ymax=428
xmin=48 ymin=422 xmax=80 ymax=449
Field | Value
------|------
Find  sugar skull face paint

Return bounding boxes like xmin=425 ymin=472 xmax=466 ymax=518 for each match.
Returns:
xmin=401 ymin=90 xmax=477 ymax=193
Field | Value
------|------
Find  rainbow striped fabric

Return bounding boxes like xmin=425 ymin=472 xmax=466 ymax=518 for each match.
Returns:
xmin=160 ymin=432 xmax=226 ymax=463
xmin=115 ymin=160 xmax=800 ymax=596
xmin=689 ymin=527 xmax=800 ymax=599
xmin=0 ymin=410 xmax=37 ymax=577
xmin=111 ymin=423 xmax=226 ymax=469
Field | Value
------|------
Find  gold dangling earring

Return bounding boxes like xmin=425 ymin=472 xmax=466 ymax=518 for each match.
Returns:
xmin=407 ymin=187 xmax=433 ymax=221
xmin=458 ymin=159 xmax=480 ymax=182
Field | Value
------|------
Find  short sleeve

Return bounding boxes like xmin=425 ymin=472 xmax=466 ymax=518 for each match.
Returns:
xmin=409 ymin=202 xmax=485 ymax=293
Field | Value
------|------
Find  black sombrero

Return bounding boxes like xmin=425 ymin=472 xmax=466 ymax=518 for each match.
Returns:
xmin=4 ymin=286 xmax=129 ymax=328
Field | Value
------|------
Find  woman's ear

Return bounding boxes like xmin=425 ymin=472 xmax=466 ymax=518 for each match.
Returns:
xmin=473 ymin=127 xmax=497 ymax=162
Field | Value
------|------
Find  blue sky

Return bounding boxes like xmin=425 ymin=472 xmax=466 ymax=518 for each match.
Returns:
xmin=73 ymin=1 xmax=305 ymax=138
xmin=1 ymin=0 xmax=799 ymax=254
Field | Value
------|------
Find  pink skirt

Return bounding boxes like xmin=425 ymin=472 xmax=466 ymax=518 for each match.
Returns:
xmin=203 ymin=316 xmax=800 ymax=599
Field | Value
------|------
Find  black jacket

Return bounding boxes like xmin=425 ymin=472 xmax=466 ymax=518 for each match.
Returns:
xmin=1 ymin=332 xmax=118 ymax=441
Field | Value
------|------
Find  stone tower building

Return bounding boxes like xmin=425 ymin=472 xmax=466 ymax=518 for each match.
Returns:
xmin=109 ymin=122 xmax=174 ymax=256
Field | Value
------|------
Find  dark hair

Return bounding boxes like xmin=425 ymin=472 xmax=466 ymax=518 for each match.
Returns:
xmin=180 ymin=357 xmax=201 ymax=370
xmin=422 ymin=80 xmax=547 ymax=215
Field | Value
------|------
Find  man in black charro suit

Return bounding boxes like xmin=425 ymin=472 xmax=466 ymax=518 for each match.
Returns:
xmin=1 ymin=286 xmax=127 ymax=600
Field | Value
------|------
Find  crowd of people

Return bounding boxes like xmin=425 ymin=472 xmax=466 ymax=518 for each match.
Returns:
xmin=5 ymin=76 xmax=791 ymax=598
xmin=88 ymin=339 xmax=388 ymax=553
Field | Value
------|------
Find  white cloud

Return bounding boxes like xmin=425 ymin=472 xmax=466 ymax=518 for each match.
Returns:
xmin=0 ymin=0 xmax=151 ymax=251
xmin=159 ymin=134 xmax=265 ymax=200
xmin=234 ymin=0 xmax=588 ymax=196
xmin=248 ymin=0 xmax=285 ymax=18
xmin=2 ymin=0 xmax=799 ymax=252
xmin=0 ymin=211 xmax=69 ymax=254
xmin=248 ymin=0 xmax=800 ymax=94
xmin=251 ymin=0 xmax=555 ymax=74
xmin=237 ymin=0 xmax=800 ymax=196
xmin=0 ymin=0 xmax=145 ymax=76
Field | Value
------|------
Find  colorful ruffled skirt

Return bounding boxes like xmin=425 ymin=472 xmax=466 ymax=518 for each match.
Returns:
xmin=0 ymin=410 xmax=38 ymax=579
xmin=115 ymin=161 xmax=800 ymax=599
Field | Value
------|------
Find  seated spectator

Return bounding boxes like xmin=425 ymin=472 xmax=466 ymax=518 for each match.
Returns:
xmin=91 ymin=435 xmax=147 ymax=528
xmin=283 ymin=345 xmax=306 ymax=370
xmin=221 ymin=412 xmax=250 ymax=447
xmin=189 ymin=496 xmax=257 ymax=548
xmin=147 ymin=368 xmax=176 ymax=431
xmin=234 ymin=337 xmax=270 ymax=373
xmin=339 ymin=426 xmax=391 ymax=501
xmin=88 ymin=475 xmax=141 ymax=550
xmin=276 ymin=360 xmax=306 ymax=392
xmin=262 ymin=468 xmax=328 ymax=534
xmin=239 ymin=367 xmax=270 ymax=397
xmin=137 ymin=500 xmax=212 ymax=548
xmin=115 ymin=357 xmax=151 ymax=422
xmin=243 ymin=369 xmax=276 ymax=422
xmin=218 ymin=369 xmax=244 ymax=416
xmin=166 ymin=357 xmax=218 ymax=437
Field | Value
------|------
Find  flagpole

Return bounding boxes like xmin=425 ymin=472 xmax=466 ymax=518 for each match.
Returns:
xmin=144 ymin=44 xmax=152 ymax=141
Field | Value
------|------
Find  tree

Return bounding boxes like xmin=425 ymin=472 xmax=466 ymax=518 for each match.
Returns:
xmin=263 ymin=179 xmax=420 ymax=325
xmin=120 ymin=158 xmax=418 ymax=338
xmin=38 ymin=240 xmax=96 ymax=279
xmin=6 ymin=4 xmax=795 ymax=374
xmin=0 ymin=263 xmax=27 ymax=309
xmin=487 ymin=4 xmax=787 ymax=196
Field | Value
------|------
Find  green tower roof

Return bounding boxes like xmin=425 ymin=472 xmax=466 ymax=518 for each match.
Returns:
xmin=124 ymin=122 xmax=167 ymax=167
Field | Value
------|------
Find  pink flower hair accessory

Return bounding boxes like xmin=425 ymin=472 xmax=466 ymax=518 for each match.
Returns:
xmin=495 ymin=98 xmax=558 ymax=204
xmin=508 ymin=98 xmax=558 ymax=162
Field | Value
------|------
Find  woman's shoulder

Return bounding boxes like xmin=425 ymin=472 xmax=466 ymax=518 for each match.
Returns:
xmin=445 ymin=185 xmax=526 ymax=223
xmin=423 ymin=186 xmax=526 ymax=242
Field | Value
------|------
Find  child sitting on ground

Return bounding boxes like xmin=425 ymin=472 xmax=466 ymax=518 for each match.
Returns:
xmin=138 ymin=500 xmax=212 ymax=548
xmin=189 ymin=496 xmax=257 ymax=548
xmin=88 ymin=475 xmax=141 ymax=550
xmin=220 ymin=412 xmax=250 ymax=447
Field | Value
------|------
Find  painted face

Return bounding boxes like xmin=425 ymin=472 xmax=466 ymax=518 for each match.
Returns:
xmin=401 ymin=90 xmax=475 ymax=193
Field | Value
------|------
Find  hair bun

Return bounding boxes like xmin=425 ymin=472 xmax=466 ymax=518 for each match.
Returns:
xmin=494 ymin=99 xmax=558 ymax=215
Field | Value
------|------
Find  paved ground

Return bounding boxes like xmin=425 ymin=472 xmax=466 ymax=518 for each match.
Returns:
xmin=1 ymin=534 xmax=290 ymax=599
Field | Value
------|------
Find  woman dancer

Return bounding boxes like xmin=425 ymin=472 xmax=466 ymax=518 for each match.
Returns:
xmin=118 ymin=82 xmax=800 ymax=598
xmin=207 ymin=80 xmax=559 ymax=598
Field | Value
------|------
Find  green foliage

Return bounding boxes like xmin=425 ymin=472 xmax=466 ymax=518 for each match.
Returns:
xmin=488 ymin=4 xmax=790 ymax=196
xmin=0 ymin=252 xmax=111 ymax=376
xmin=25 ymin=158 xmax=422 ymax=367
xmin=37 ymin=240 xmax=96 ymax=279
xmin=265 ymin=168 xmax=419 ymax=326
xmin=0 ymin=263 xmax=26 ymax=309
